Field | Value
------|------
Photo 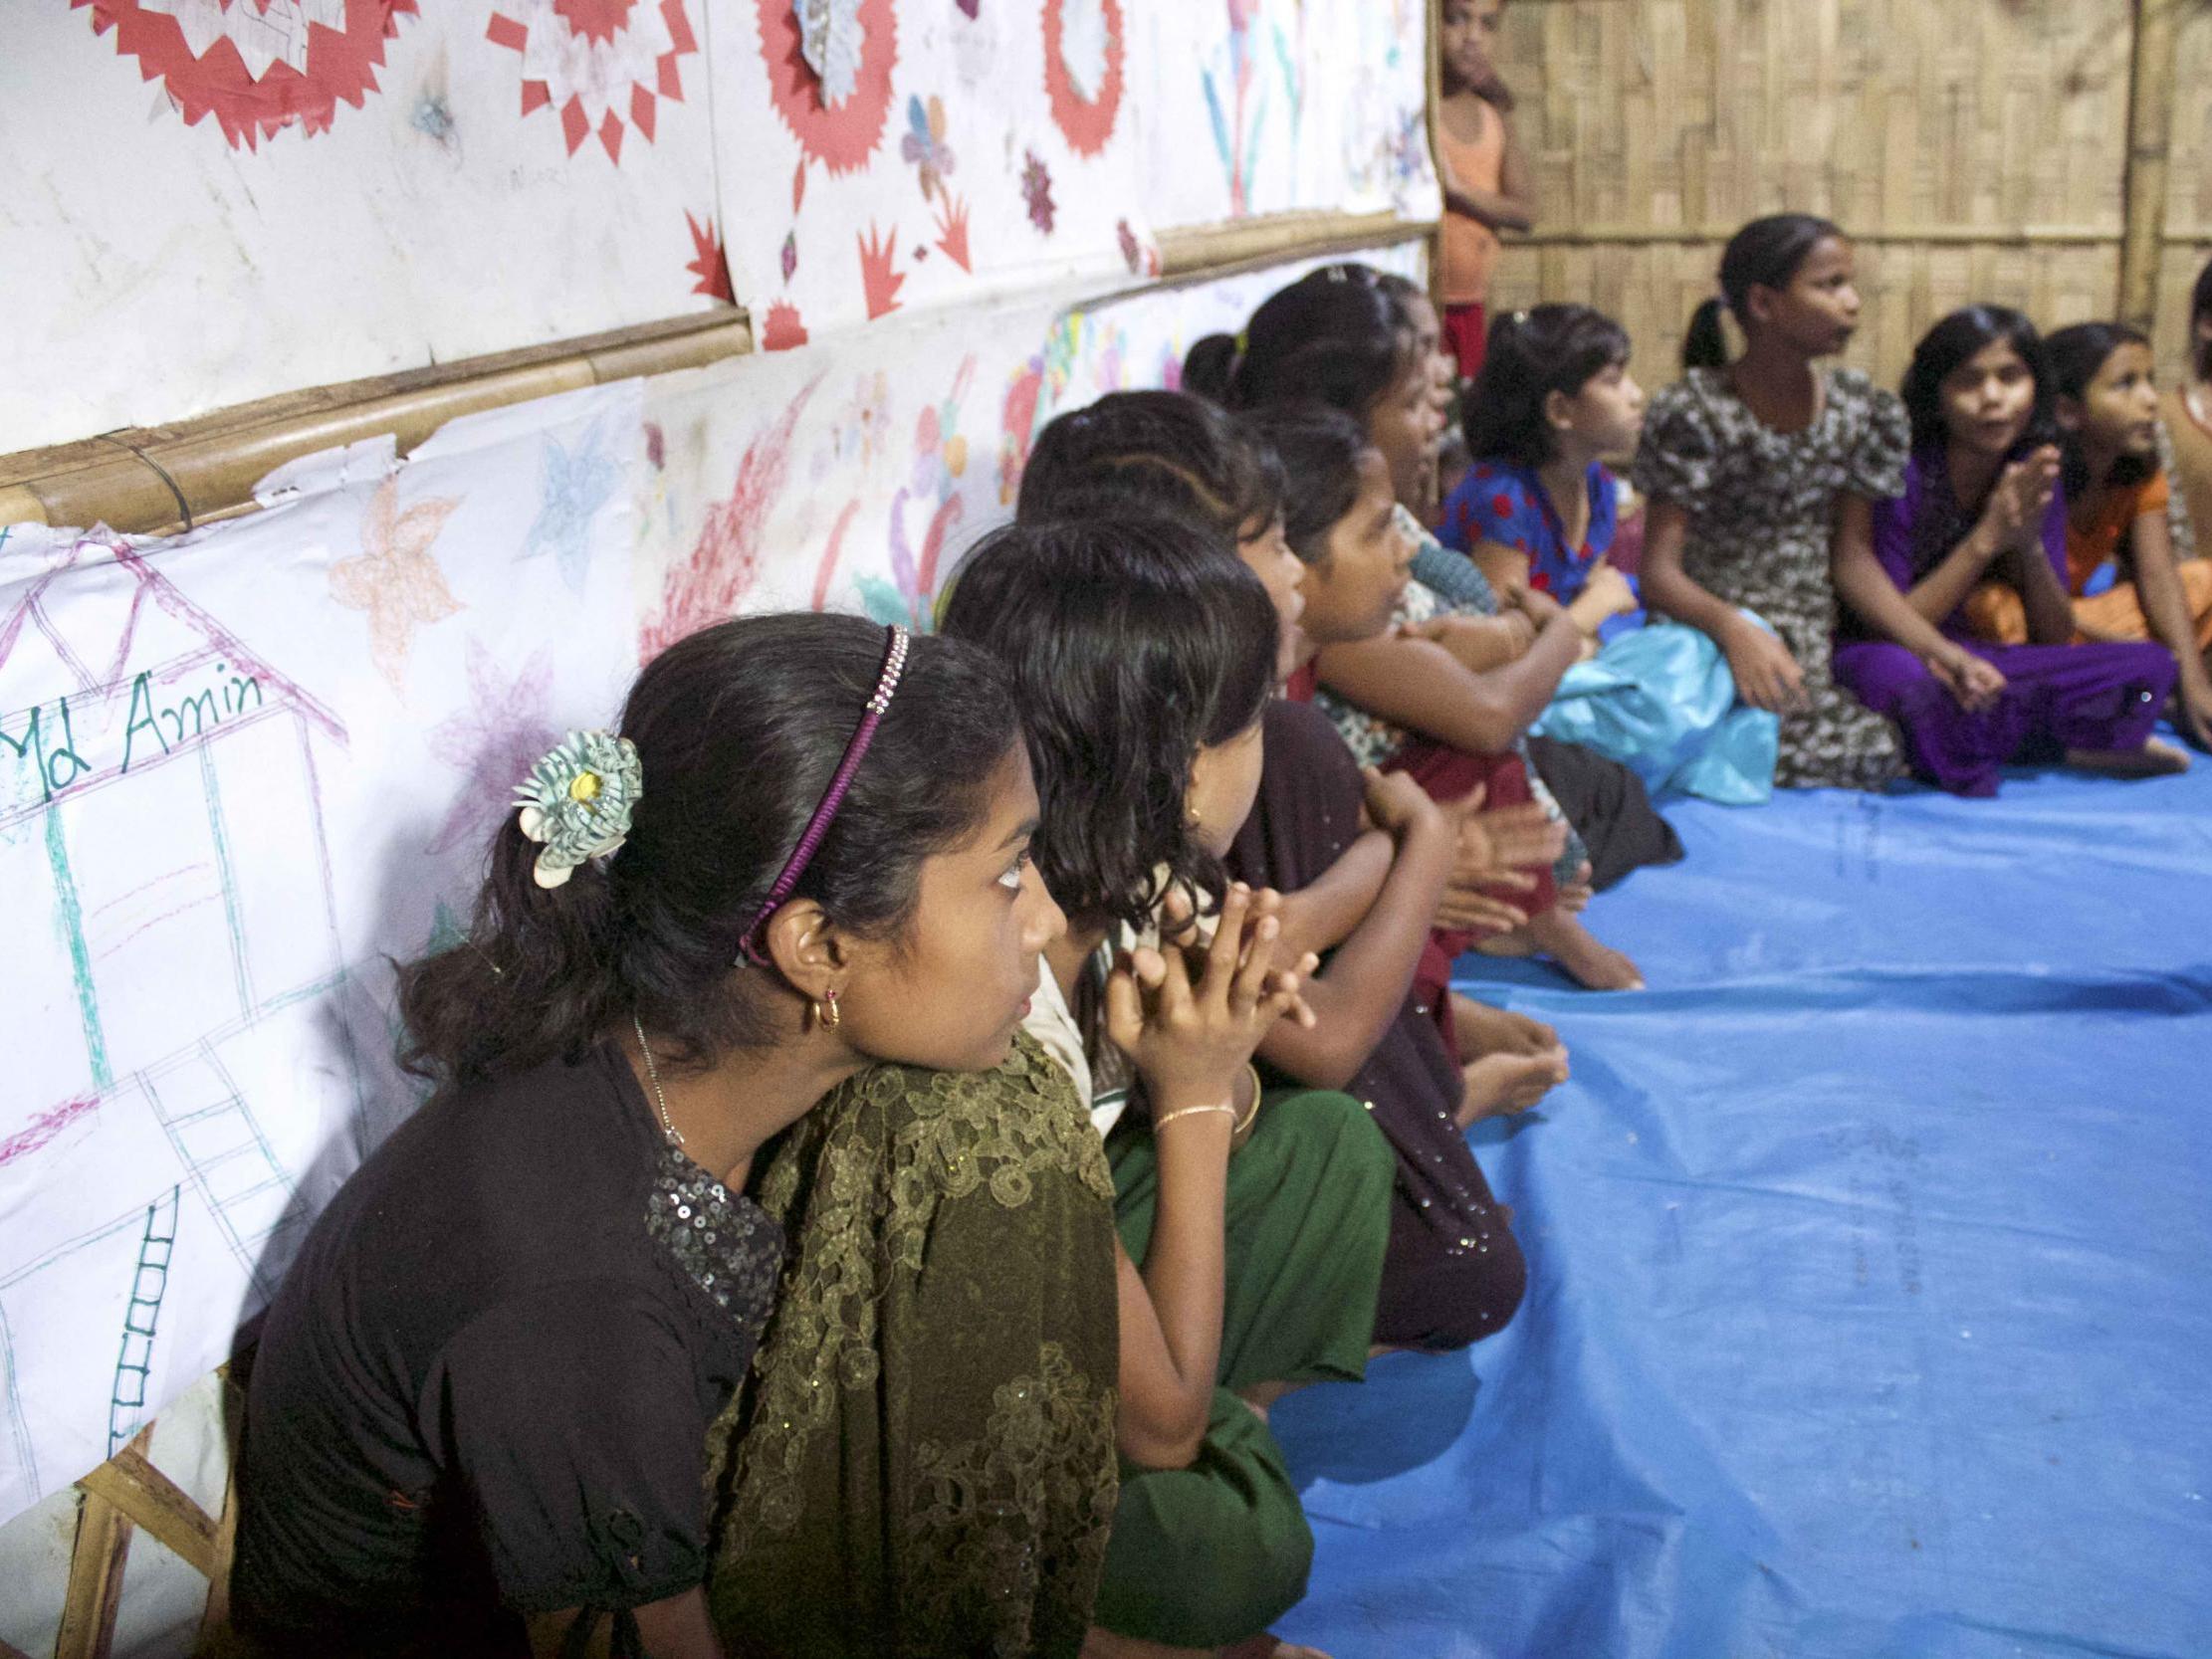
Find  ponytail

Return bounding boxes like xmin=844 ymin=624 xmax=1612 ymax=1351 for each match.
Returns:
xmin=1185 ymin=275 xmax=1412 ymax=418
xmin=1682 ymin=298 xmax=1730 ymax=372
xmin=1183 ymin=334 xmax=1241 ymax=404
xmin=398 ymin=818 xmax=626 ymax=1088
xmin=1686 ymin=213 xmax=1846 ymax=371
xmin=395 ymin=616 xmax=1021 ymax=1092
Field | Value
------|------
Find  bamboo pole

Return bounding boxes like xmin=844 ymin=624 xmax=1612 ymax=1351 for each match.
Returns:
xmin=53 ymin=1489 xmax=133 ymax=1659
xmin=1511 ymin=225 xmax=2121 ymax=247
xmin=1157 ymin=212 xmax=1432 ymax=278
xmin=0 ymin=202 xmax=1448 ymax=541
xmin=77 ymin=1441 xmax=220 ymax=1579
xmin=0 ymin=311 xmax=751 ymax=538
xmin=2118 ymin=0 xmax=2181 ymax=328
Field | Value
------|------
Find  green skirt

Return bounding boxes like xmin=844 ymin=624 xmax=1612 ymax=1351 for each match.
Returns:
xmin=705 ymin=1033 xmax=1121 ymax=1659
xmin=1092 ymin=1088 xmax=1395 ymax=1647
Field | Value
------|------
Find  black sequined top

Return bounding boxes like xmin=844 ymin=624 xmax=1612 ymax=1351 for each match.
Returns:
xmin=232 ymin=1043 xmax=783 ymax=1656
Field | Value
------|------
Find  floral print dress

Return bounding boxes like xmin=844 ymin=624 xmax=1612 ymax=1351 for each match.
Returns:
xmin=1631 ymin=366 xmax=1908 ymax=790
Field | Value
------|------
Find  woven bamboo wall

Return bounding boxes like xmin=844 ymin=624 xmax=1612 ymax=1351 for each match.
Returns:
xmin=2156 ymin=3 xmax=2212 ymax=377
xmin=1485 ymin=0 xmax=2181 ymax=390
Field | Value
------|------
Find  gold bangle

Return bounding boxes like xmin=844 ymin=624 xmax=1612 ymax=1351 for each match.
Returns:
xmin=1153 ymin=1103 xmax=1236 ymax=1132
xmin=1233 ymin=1064 xmax=1263 ymax=1137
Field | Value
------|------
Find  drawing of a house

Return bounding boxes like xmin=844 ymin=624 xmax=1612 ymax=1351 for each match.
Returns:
xmin=0 ymin=534 xmax=351 ymax=1519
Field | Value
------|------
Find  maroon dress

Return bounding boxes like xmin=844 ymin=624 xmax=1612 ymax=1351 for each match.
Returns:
xmin=1226 ymin=699 xmax=1526 ymax=1352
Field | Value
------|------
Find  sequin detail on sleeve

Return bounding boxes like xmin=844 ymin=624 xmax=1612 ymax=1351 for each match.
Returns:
xmin=645 ymin=1149 xmax=783 ymax=1352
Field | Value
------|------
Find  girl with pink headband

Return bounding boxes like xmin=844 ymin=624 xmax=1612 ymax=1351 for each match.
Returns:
xmin=232 ymin=613 xmax=1103 ymax=1658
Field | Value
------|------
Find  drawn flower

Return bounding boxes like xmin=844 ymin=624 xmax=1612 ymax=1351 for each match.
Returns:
xmin=522 ymin=420 xmax=623 ymax=594
xmin=513 ymin=729 xmax=644 ymax=888
xmin=956 ymin=0 xmax=980 ymax=16
xmin=899 ymin=94 xmax=956 ymax=203
xmin=328 ymin=477 xmax=463 ymax=695
xmin=426 ymin=641 xmax=556 ymax=857
xmin=1020 ymin=150 xmax=1056 ymax=234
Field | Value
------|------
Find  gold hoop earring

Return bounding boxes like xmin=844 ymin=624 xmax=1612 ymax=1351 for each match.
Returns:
xmin=818 ymin=986 xmax=841 ymax=1030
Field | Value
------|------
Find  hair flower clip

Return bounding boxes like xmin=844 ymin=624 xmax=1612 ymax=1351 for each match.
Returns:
xmin=513 ymin=730 xmax=643 ymax=889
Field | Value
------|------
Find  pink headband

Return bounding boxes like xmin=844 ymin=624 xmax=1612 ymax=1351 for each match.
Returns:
xmin=739 ymin=624 xmax=912 ymax=966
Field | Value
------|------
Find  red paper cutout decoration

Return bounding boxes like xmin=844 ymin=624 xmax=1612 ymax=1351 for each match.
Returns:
xmin=685 ymin=211 xmax=735 ymax=302
xmin=1041 ymin=0 xmax=1124 ymax=157
xmin=757 ymin=0 xmax=898 ymax=176
xmin=858 ymin=223 xmax=905 ymax=319
xmin=487 ymin=0 xmax=698 ymax=163
xmin=72 ymin=0 xmax=420 ymax=150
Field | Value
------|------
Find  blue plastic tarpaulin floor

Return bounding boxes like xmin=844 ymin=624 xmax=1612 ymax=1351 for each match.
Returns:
xmin=1268 ymin=743 xmax=2212 ymax=1659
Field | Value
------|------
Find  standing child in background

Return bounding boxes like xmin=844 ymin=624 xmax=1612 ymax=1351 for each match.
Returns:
xmin=2160 ymin=257 xmax=2212 ymax=551
xmin=1440 ymin=305 xmax=1780 ymax=802
xmin=1436 ymin=0 xmax=1535 ymax=381
xmin=1832 ymin=306 xmax=2184 ymax=794
xmin=1634 ymin=213 xmax=1911 ymax=790
xmin=1989 ymin=322 xmax=2212 ymax=750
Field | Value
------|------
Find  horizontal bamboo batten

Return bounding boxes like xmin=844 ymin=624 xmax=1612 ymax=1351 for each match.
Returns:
xmin=1157 ymin=211 xmax=1432 ymax=279
xmin=1 ymin=211 xmax=1435 ymax=539
xmin=0 ymin=311 xmax=754 ymax=539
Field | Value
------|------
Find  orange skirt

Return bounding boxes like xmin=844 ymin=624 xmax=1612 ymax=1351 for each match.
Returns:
xmin=1958 ymin=559 xmax=2212 ymax=652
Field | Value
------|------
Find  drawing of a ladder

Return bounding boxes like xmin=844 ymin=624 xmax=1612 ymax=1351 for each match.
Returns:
xmin=109 ymin=1184 xmax=179 ymax=1457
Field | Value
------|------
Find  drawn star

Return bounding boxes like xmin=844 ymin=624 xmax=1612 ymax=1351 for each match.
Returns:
xmin=423 ymin=638 xmax=557 ymax=856
xmin=329 ymin=477 xmax=463 ymax=694
xmin=522 ymin=422 xmax=622 ymax=593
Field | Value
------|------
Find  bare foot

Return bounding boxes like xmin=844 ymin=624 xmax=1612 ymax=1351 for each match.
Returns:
xmin=1558 ymin=859 xmax=1595 ymax=914
xmin=2067 ymin=737 xmax=2191 ymax=777
xmin=1528 ymin=909 xmax=1645 ymax=991
xmin=1233 ymin=1379 xmax=1303 ymax=1423
xmin=1458 ymin=1048 xmax=1569 ymax=1127
xmin=1450 ymin=992 xmax=1558 ymax=1058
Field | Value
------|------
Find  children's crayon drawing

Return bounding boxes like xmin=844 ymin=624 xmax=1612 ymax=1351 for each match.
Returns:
xmin=0 ymin=188 xmax=1423 ymax=1530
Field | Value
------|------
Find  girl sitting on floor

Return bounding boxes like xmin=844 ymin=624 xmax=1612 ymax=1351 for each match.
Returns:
xmin=1185 ymin=270 xmax=1666 ymax=989
xmin=230 ymin=615 xmax=1065 ymax=1659
xmin=1634 ymin=212 xmax=1911 ymax=791
xmin=1831 ymin=306 xmax=2184 ymax=793
xmin=942 ymin=518 xmax=1395 ymax=1659
xmin=1440 ymin=303 xmax=1780 ymax=802
xmin=1017 ymin=389 xmax=1555 ymax=1355
xmin=2160 ymin=257 xmax=2212 ymax=556
xmin=1978 ymin=321 xmax=2212 ymax=751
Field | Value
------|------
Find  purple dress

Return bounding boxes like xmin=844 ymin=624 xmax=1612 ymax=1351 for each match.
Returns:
xmin=1834 ymin=450 xmax=2174 ymax=796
